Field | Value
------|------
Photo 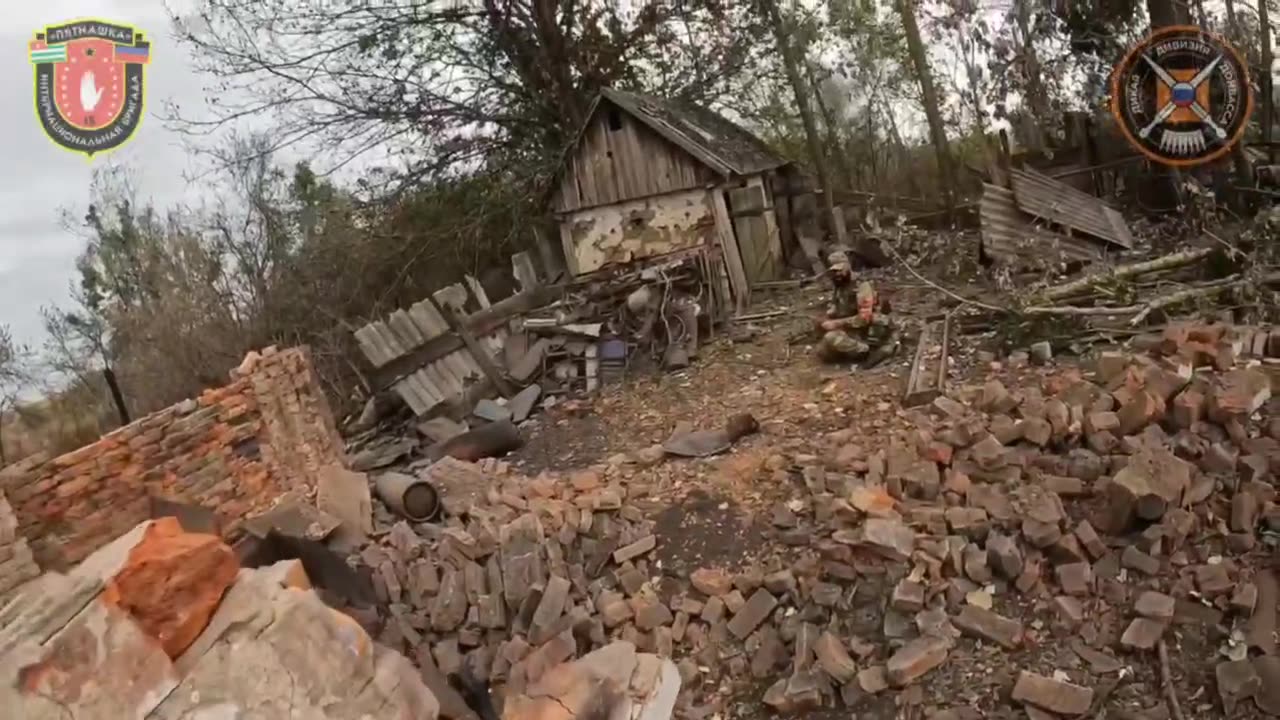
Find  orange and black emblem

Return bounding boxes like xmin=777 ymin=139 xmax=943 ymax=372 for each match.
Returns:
xmin=1109 ymin=26 xmax=1252 ymax=167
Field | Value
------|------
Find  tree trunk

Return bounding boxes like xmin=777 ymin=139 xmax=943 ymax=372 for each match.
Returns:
xmin=896 ymin=0 xmax=956 ymax=214
xmin=1014 ymin=0 xmax=1051 ymax=151
xmin=1222 ymin=0 xmax=1255 ymax=202
xmin=806 ymin=60 xmax=858 ymax=193
xmin=961 ymin=35 xmax=1004 ymax=185
xmin=1143 ymin=0 xmax=1193 ymax=211
xmin=765 ymin=0 xmax=849 ymax=250
xmin=1147 ymin=0 xmax=1191 ymax=28
xmin=865 ymin=92 xmax=879 ymax=188
xmin=884 ymin=100 xmax=922 ymax=197
xmin=104 ymin=366 xmax=130 ymax=426
xmin=1264 ymin=0 xmax=1275 ymax=162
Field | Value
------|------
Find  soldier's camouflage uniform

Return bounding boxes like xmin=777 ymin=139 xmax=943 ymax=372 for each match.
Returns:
xmin=818 ymin=280 xmax=899 ymax=365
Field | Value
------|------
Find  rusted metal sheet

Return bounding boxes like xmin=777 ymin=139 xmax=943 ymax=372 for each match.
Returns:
xmin=1009 ymin=168 xmax=1134 ymax=250
xmin=564 ymin=187 xmax=714 ymax=274
xmin=980 ymin=184 xmax=1107 ymax=266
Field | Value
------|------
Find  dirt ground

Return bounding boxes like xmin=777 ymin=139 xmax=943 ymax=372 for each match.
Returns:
xmin=504 ymin=279 xmax=1272 ymax=719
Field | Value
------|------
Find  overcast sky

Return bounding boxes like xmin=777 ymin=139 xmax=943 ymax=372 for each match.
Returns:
xmin=0 ymin=0 xmax=205 ymax=350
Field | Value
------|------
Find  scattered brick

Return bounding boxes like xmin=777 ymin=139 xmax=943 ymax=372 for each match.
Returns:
xmin=1056 ymin=562 xmax=1093 ymax=596
xmin=891 ymin=579 xmax=926 ymax=613
xmin=953 ymin=605 xmax=1023 ymax=649
xmin=1135 ymin=591 xmax=1175 ymax=621
xmin=1120 ymin=546 xmax=1160 ymax=576
xmin=1011 ymin=671 xmax=1095 ymax=716
xmin=886 ymin=636 xmax=950 ymax=687
xmin=726 ymin=589 xmax=778 ymax=640
xmin=1120 ymin=617 xmax=1167 ymax=650
xmin=691 ymin=567 xmax=734 ymax=597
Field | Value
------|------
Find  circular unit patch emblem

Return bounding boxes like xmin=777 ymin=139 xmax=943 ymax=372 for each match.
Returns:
xmin=1109 ymin=26 xmax=1253 ymax=167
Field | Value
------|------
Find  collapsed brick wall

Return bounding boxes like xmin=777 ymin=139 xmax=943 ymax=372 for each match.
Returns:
xmin=0 ymin=346 xmax=345 ymax=570
xmin=0 ymin=491 xmax=39 ymax=599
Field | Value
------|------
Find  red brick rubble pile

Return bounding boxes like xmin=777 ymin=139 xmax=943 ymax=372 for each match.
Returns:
xmin=330 ymin=321 xmax=1280 ymax=719
xmin=708 ymin=321 xmax=1280 ymax=718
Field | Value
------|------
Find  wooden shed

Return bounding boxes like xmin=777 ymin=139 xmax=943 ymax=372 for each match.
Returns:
xmin=550 ymin=87 xmax=795 ymax=311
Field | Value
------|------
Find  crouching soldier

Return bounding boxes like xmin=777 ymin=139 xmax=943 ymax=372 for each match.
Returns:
xmin=816 ymin=251 xmax=899 ymax=367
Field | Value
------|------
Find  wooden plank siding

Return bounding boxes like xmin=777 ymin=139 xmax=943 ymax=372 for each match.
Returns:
xmin=554 ymin=101 xmax=716 ymax=213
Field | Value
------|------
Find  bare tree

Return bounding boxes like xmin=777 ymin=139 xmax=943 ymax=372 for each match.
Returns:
xmin=168 ymin=0 xmax=768 ymax=183
xmin=765 ymin=0 xmax=850 ymax=249
xmin=41 ymin=305 xmax=130 ymax=427
xmin=0 ymin=326 xmax=33 ymax=465
xmin=1263 ymin=0 xmax=1274 ymax=161
xmin=896 ymin=0 xmax=957 ymax=214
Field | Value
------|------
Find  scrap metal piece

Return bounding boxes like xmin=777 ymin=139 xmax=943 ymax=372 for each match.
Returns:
xmin=148 ymin=496 xmax=220 ymax=536
xmin=374 ymin=472 xmax=442 ymax=523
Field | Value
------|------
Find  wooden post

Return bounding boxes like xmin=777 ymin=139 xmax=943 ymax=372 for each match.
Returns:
xmin=1262 ymin=0 xmax=1275 ymax=162
xmin=708 ymin=187 xmax=751 ymax=313
xmin=427 ymin=295 xmax=515 ymax=398
xmin=511 ymin=251 xmax=540 ymax=292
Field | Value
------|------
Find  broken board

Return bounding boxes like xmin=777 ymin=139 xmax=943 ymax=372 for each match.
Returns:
xmin=903 ymin=317 xmax=950 ymax=408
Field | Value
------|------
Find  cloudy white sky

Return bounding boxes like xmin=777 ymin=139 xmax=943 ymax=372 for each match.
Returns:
xmin=0 ymin=0 xmax=206 ymax=349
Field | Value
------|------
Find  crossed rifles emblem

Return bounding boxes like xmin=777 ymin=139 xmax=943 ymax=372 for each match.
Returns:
xmin=1111 ymin=27 xmax=1251 ymax=165
xmin=1137 ymin=51 xmax=1228 ymax=142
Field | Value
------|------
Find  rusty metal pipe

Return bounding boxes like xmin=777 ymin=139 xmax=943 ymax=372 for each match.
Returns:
xmin=374 ymin=472 xmax=441 ymax=522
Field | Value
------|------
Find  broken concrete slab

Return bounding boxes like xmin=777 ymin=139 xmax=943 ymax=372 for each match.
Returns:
xmin=160 ymin=582 xmax=441 ymax=717
xmin=508 ymin=384 xmax=543 ymax=423
xmin=317 ymin=464 xmax=375 ymax=549
xmin=472 ymin=398 xmax=513 ymax=424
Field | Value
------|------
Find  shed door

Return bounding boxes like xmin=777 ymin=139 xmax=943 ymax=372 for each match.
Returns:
xmin=726 ymin=178 xmax=783 ymax=285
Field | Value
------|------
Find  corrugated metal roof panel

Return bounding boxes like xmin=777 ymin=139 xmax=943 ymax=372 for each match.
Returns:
xmin=980 ymin=184 xmax=1108 ymax=266
xmin=1010 ymin=167 xmax=1134 ymax=249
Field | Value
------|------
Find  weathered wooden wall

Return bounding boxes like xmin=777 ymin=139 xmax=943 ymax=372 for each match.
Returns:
xmin=558 ymin=188 xmax=716 ymax=276
xmin=553 ymin=101 xmax=717 ymax=213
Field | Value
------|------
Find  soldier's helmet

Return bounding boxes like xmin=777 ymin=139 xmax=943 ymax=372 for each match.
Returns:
xmin=828 ymin=250 xmax=851 ymax=274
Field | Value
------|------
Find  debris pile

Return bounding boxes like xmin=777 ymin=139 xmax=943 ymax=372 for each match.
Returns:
xmin=355 ymin=456 xmax=676 ymax=696
xmin=336 ymin=318 xmax=1280 ymax=716
xmin=347 ymin=249 xmax=728 ymax=469
xmin=515 ymin=249 xmax=721 ymax=384
xmin=0 ymin=517 xmax=440 ymax=719
xmin=712 ymin=318 xmax=1280 ymax=717
xmin=1018 ymin=245 xmax=1280 ymax=333
xmin=239 ymin=312 xmax=1280 ymax=717
xmin=352 ymin=249 xmax=724 ymax=438
xmin=345 ymin=316 xmax=1280 ymax=712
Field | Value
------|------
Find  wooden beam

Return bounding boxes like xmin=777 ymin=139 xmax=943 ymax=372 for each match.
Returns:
xmin=708 ymin=187 xmax=750 ymax=313
xmin=428 ymin=295 xmax=516 ymax=398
